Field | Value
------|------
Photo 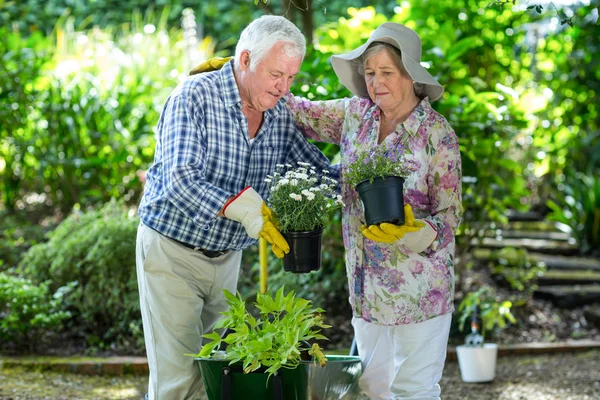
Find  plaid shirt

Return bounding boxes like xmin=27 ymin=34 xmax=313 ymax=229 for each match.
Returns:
xmin=138 ymin=60 xmax=335 ymax=251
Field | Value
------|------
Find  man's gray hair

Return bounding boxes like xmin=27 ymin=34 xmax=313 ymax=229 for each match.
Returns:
xmin=355 ymin=42 xmax=425 ymax=97
xmin=235 ymin=15 xmax=306 ymax=71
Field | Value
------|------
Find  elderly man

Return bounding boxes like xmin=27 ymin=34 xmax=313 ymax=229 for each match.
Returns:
xmin=136 ymin=15 xmax=334 ymax=399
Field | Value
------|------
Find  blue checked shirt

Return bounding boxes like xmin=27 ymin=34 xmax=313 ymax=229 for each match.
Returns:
xmin=138 ymin=60 xmax=337 ymax=251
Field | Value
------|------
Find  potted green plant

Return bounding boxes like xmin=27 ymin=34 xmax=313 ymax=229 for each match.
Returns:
xmin=456 ymin=286 xmax=517 ymax=383
xmin=195 ymin=286 xmax=327 ymax=399
xmin=266 ymin=163 xmax=343 ymax=273
xmin=345 ymin=141 xmax=413 ymax=226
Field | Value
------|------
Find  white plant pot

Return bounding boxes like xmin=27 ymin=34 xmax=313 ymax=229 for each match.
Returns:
xmin=456 ymin=343 xmax=498 ymax=383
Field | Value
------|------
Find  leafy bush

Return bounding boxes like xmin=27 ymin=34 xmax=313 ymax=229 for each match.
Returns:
xmin=17 ymin=200 xmax=142 ymax=351
xmin=488 ymin=247 xmax=546 ymax=293
xmin=457 ymin=286 xmax=516 ymax=342
xmin=0 ymin=212 xmax=50 ymax=271
xmin=0 ymin=272 xmax=73 ymax=351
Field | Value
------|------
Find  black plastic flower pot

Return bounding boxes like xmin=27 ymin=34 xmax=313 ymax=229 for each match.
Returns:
xmin=282 ymin=228 xmax=323 ymax=273
xmin=356 ymin=176 xmax=405 ymax=226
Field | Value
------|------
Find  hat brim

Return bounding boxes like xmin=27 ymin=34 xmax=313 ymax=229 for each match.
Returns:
xmin=331 ymin=36 xmax=444 ymax=101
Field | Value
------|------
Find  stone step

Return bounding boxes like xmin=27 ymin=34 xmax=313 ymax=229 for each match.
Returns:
xmin=506 ymin=210 xmax=547 ymax=222
xmin=502 ymin=220 xmax=565 ymax=232
xmin=532 ymin=253 xmax=600 ymax=271
xmin=538 ymin=269 xmax=600 ymax=286
xmin=534 ymin=284 xmax=600 ymax=308
xmin=484 ymin=230 xmax=571 ymax=241
xmin=471 ymin=237 xmax=579 ymax=255
xmin=472 ymin=249 xmax=600 ymax=271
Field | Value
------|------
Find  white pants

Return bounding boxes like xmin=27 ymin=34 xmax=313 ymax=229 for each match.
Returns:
xmin=352 ymin=313 xmax=452 ymax=400
xmin=136 ymin=223 xmax=242 ymax=400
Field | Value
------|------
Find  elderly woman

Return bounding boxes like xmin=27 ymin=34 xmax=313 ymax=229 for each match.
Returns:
xmin=285 ymin=23 xmax=463 ymax=399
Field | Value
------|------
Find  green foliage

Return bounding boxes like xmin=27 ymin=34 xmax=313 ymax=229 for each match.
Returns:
xmin=0 ymin=29 xmax=52 ymax=211
xmin=0 ymin=272 xmax=73 ymax=350
xmin=533 ymin=2 xmax=599 ymax=252
xmin=547 ymin=173 xmax=600 ymax=256
xmin=0 ymin=15 xmax=191 ymax=213
xmin=267 ymin=164 xmax=342 ymax=232
xmin=488 ymin=247 xmax=546 ymax=293
xmin=458 ymin=286 xmax=517 ymax=341
xmin=17 ymin=200 xmax=142 ymax=350
xmin=0 ymin=212 xmax=50 ymax=271
xmin=197 ymin=286 xmax=330 ymax=378
xmin=344 ymin=141 xmax=413 ymax=187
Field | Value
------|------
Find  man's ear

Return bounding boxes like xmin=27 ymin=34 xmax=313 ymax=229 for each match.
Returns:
xmin=239 ymin=50 xmax=251 ymax=71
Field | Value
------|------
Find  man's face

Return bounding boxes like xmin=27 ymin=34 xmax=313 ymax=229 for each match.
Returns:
xmin=239 ymin=42 xmax=302 ymax=112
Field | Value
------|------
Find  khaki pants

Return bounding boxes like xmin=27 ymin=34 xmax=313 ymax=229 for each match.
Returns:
xmin=136 ymin=223 xmax=242 ymax=400
xmin=352 ymin=313 xmax=452 ymax=400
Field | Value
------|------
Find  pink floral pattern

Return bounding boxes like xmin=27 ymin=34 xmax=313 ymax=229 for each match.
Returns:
xmin=285 ymin=94 xmax=463 ymax=325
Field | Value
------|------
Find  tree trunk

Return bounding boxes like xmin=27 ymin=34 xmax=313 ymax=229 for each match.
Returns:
xmin=300 ymin=0 xmax=314 ymax=47
xmin=280 ymin=0 xmax=313 ymax=47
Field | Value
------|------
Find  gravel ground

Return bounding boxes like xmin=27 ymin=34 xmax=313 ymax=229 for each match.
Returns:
xmin=1 ymin=350 xmax=599 ymax=399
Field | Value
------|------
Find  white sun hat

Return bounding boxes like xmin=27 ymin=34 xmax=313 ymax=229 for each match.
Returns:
xmin=331 ymin=22 xmax=444 ymax=101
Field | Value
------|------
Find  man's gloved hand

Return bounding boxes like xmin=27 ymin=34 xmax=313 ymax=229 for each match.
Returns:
xmin=223 ymin=187 xmax=290 ymax=258
xmin=360 ymin=204 xmax=437 ymax=253
xmin=189 ymin=56 xmax=232 ymax=76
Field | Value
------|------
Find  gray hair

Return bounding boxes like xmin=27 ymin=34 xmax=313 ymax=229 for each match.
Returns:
xmin=235 ymin=15 xmax=306 ymax=71
xmin=355 ymin=42 xmax=425 ymax=97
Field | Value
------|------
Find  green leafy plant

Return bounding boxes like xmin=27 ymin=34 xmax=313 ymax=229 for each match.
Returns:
xmin=489 ymin=247 xmax=547 ymax=293
xmin=17 ymin=200 xmax=142 ymax=351
xmin=266 ymin=163 xmax=342 ymax=232
xmin=0 ymin=272 xmax=74 ymax=351
xmin=547 ymin=173 xmax=600 ymax=256
xmin=196 ymin=286 xmax=330 ymax=378
xmin=458 ymin=286 xmax=517 ymax=342
xmin=344 ymin=141 xmax=414 ymax=188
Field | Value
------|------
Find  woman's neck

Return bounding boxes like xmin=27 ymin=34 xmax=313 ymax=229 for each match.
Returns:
xmin=378 ymin=95 xmax=420 ymax=142
xmin=380 ymin=95 xmax=420 ymax=125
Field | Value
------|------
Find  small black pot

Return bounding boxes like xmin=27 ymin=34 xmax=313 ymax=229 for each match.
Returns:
xmin=282 ymin=228 xmax=323 ymax=273
xmin=356 ymin=176 xmax=405 ymax=226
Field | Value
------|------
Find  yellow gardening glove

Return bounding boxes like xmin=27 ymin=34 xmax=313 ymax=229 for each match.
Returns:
xmin=223 ymin=187 xmax=290 ymax=258
xmin=259 ymin=204 xmax=289 ymax=259
xmin=189 ymin=56 xmax=232 ymax=75
xmin=361 ymin=204 xmax=437 ymax=253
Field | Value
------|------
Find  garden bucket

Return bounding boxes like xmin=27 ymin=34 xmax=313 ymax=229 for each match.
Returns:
xmin=196 ymin=357 xmax=308 ymax=400
xmin=356 ymin=176 xmax=405 ymax=226
xmin=456 ymin=343 xmax=498 ymax=383
xmin=197 ymin=355 xmax=362 ymax=400
xmin=306 ymin=355 xmax=362 ymax=399
xmin=282 ymin=228 xmax=323 ymax=273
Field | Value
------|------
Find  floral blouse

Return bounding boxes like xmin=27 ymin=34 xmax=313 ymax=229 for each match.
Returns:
xmin=285 ymin=94 xmax=463 ymax=325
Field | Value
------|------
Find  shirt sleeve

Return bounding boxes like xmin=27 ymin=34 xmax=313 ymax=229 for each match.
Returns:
xmin=424 ymin=119 xmax=463 ymax=251
xmin=159 ymin=91 xmax=232 ymax=227
xmin=284 ymin=93 xmax=348 ymax=145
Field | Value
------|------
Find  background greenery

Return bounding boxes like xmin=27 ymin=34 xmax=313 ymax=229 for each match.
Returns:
xmin=1 ymin=0 xmax=598 ymax=354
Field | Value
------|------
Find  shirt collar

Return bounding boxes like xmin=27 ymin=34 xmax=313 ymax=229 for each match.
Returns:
xmin=363 ymin=97 xmax=432 ymax=138
xmin=219 ymin=60 xmax=243 ymax=108
xmin=401 ymin=97 xmax=431 ymax=137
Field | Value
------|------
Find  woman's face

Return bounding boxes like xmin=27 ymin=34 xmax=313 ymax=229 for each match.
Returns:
xmin=363 ymin=49 xmax=415 ymax=111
